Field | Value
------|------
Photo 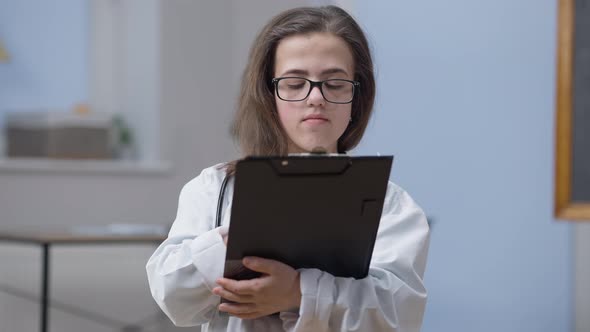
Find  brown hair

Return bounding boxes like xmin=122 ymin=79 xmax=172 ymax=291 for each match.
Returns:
xmin=227 ymin=5 xmax=375 ymax=173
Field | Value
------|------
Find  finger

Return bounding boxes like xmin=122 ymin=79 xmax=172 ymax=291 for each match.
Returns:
xmin=242 ymin=256 xmax=284 ymax=274
xmin=216 ymin=278 xmax=259 ymax=295
xmin=218 ymin=302 xmax=257 ymax=315
xmin=212 ymin=287 xmax=252 ymax=303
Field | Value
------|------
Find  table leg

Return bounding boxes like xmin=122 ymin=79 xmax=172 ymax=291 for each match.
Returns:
xmin=40 ymin=243 xmax=50 ymax=332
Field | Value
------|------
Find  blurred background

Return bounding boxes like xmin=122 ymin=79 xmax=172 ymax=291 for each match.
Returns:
xmin=0 ymin=0 xmax=586 ymax=331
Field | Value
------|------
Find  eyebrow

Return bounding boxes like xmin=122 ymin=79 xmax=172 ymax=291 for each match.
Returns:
xmin=280 ymin=68 xmax=349 ymax=77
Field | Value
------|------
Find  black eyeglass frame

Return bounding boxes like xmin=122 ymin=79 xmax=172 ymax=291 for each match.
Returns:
xmin=271 ymin=77 xmax=360 ymax=104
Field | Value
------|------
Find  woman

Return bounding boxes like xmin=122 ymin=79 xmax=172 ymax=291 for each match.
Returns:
xmin=147 ymin=5 xmax=429 ymax=331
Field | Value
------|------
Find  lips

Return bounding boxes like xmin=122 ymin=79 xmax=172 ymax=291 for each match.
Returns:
xmin=303 ymin=114 xmax=328 ymax=122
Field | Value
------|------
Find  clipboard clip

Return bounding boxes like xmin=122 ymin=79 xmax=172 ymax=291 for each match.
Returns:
xmin=268 ymin=155 xmax=352 ymax=175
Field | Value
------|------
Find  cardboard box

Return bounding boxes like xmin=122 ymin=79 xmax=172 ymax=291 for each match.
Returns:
xmin=5 ymin=112 xmax=115 ymax=159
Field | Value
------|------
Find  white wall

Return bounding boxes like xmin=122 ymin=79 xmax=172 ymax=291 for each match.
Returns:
xmin=576 ymin=224 xmax=590 ymax=332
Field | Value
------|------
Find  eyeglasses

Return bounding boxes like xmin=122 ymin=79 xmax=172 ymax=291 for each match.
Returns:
xmin=271 ymin=77 xmax=360 ymax=104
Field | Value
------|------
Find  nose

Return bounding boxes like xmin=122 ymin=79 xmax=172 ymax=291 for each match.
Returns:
xmin=306 ymin=86 xmax=325 ymax=106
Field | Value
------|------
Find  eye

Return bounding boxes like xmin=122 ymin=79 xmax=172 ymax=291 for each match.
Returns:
xmin=286 ymin=83 xmax=306 ymax=90
xmin=278 ymin=78 xmax=308 ymax=91
xmin=324 ymin=81 xmax=346 ymax=90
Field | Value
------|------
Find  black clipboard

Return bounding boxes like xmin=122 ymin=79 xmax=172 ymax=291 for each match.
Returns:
xmin=223 ymin=155 xmax=393 ymax=281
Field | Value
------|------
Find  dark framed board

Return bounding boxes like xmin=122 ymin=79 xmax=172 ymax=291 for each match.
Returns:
xmin=555 ymin=0 xmax=590 ymax=220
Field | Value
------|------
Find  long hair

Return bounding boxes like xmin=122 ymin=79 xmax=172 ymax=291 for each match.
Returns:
xmin=227 ymin=5 xmax=375 ymax=173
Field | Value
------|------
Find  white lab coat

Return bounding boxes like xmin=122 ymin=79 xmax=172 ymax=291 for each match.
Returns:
xmin=146 ymin=163 xmax=429 ymax=332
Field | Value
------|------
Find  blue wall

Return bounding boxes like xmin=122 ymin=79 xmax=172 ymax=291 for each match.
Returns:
xmin=356 ymin=1 xmax=572 ymax=331
xmin=0 ymin=0 xmax=88 ymax=123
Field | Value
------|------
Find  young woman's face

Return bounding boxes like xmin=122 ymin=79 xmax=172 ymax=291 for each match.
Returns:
xmin=274 ymin=32 xmax=354 ymax=154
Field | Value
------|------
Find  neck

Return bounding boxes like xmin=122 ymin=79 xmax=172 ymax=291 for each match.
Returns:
xmin=287 ymin=143 xmax=338 ymax=154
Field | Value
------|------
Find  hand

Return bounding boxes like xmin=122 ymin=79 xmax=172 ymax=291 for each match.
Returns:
xmin=213 ymin=257 xmax=301 ymax=319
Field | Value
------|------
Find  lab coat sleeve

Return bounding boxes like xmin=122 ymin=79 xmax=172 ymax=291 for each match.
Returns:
xmin=146 ymin=167 xmax=227 ymax=327
xmin=285 ymin=182 xmax=430 ymax=332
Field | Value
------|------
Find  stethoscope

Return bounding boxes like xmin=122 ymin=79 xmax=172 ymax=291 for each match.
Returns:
xmin=215 ymin=175 xmax=231 ymax=228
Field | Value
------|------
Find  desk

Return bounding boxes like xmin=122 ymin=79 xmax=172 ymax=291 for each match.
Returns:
xmin=0 ymin=227 xmax=167 ymax=332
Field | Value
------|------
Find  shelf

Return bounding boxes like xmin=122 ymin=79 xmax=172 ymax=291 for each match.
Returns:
xmin=0 ymin=157 xmax=172 ymax=176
